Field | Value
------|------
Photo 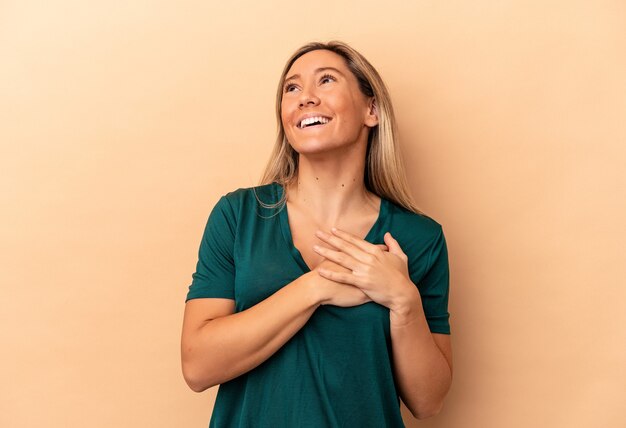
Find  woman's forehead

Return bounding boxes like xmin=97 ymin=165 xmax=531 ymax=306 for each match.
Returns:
xmin=286 ymin=50 xmax=347 ymax=77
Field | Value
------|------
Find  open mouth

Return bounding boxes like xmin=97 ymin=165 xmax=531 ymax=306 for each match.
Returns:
xmin=298 ymin=116 xmax=332 ymax=129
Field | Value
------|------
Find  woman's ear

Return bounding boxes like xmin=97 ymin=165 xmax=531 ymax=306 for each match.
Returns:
xmin=365 ymin=97 xmax=379 ymax=127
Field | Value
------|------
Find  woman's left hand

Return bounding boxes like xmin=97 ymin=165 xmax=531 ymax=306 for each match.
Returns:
xmin=313 ymin=228 xmax=421 ymax=313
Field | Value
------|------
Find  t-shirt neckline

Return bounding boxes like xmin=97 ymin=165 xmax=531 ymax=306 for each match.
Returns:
xmin=273 ymin=182 xmax=388 ymax=273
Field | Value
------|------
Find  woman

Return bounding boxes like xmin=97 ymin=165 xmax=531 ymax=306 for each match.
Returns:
xmin=181 ymin=40 xmax=453 ymax=427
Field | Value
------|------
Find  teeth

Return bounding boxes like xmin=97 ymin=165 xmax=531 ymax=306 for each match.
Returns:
xmin=299 ymin=116 xmax=330 ymax=128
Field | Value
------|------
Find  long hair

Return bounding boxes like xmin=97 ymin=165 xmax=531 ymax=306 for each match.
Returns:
xmin=258 ymin=40 xmax=424 ymax=215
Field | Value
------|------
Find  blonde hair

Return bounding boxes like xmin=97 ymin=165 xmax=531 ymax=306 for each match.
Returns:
xmin=258 ymin=40 xmax=424 ymax=215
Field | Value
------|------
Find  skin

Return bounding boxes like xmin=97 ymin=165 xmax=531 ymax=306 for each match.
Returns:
xmin=181 ymin=49 xmax=452 ymax=420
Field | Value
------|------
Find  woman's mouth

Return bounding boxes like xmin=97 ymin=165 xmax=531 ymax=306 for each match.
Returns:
xmin=298 ymin=116 xmax=332 ymax=129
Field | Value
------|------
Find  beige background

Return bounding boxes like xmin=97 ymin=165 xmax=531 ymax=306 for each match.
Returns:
xmin=1 ymin=1 xmax=624 ymax=427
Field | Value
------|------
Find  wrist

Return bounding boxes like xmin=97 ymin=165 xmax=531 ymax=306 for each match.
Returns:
xmin=301 ymin=270 xmax=325 ymax=308
xmin=389 ymin=281 xmax=422 ymax=321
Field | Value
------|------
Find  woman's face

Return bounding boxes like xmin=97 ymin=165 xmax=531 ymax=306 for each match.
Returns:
xmin=281 ymin=49 xmax=378 ymax=156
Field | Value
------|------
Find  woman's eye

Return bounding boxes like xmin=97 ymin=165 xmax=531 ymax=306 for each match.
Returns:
xmin=320 ymin=74 xmax=336 ymax=84
xmin=284 ymin=74 xmax=335 ymax=92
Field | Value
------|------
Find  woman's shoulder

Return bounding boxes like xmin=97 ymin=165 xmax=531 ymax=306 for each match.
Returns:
xmin=384 ymin=197 xmax=443 ymax=240
xmin=219 ymin=182 xmax=282 ymax=211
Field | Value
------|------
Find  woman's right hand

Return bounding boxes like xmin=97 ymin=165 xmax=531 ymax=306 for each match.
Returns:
xmin=309 ymin=244 xmax=388 ymax=308
xmin=310 ymin=258 xmax=371 ymax=307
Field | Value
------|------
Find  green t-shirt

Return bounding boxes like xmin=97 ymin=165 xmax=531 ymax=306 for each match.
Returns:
xmin=186 ymin=182 xmax=451 ymax=427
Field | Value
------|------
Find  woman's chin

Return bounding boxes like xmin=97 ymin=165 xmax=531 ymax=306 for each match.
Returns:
xmin=289 ymin=140 xmax=355 ymax=157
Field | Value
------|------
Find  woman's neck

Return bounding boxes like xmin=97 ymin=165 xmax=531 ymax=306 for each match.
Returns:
xmin=285 ymin=154 xmax=378 ymax=224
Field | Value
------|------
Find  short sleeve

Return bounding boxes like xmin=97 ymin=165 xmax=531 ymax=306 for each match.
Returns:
xmin=185 ymin=196 xmax=237 ymax=302
xmin=415 ymin=227 xmax=451 ymax=334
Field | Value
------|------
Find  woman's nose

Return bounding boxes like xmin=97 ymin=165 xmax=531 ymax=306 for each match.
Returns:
xmin=299 ymin=87 xmax=320 ymax=107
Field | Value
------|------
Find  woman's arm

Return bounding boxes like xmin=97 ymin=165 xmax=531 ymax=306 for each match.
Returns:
xmin=181 ymin=273 xmax=319 ymax=392
xmin=312 ymin=228 xmax=453 ymax=419
xmin=389 ymin=292 xmax=453 ymax=419
xmin=181 ymin=261 xmax=370 ymax=392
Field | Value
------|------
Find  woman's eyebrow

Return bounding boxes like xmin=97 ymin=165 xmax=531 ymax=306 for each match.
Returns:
xmin=284 ymin=67 xmax=345 ymax=84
